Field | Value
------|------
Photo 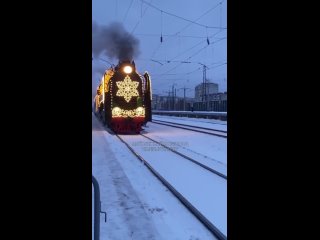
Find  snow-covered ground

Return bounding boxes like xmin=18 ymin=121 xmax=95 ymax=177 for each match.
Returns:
xmin=119 ymin=133 xmax=227 ymax=236
xmin=152 ymin=115 xmax=227 ymax=132
xmin=144 ymin=123 xmax=227 ymax=176
xmin=92 ymin=114 xmax=217 ymax=240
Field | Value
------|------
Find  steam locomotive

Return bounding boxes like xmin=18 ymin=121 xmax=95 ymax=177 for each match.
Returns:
xmin=93 ymin=60 xmax=152 ymax=133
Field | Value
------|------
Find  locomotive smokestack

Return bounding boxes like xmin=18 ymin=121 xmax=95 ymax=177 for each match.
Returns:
xmin=92 ymin=21 xmax=140 ymax=61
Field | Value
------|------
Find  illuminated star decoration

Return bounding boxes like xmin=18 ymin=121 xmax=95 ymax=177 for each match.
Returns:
xmin=116 ymin=75 xmax=139 ymax=102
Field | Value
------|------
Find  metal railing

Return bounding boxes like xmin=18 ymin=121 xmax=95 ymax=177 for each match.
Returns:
xmin=92 ymin=176 xmax=107 ymax=240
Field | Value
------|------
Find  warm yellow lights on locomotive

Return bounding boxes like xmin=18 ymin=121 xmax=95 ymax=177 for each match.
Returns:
xmin=116 ymin=75 xmax=139 ymax=102
xmin=136 ymin=107 xmax=145 ymax=116
xmin=123 ymin=65 xmax=133 ymax=74
xmin=112 ymin=107 xmax=121 ymax=116
xmin=112 ymin=107 xmax=145 ymax=118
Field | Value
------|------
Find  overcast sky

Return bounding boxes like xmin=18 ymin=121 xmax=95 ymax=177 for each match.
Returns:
xmin=92 ymin=0 xmax=227 ymax=98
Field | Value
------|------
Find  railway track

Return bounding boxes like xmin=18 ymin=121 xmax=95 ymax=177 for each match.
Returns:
xmin=151 ymin=120 xmax=227 ymax=138
xmin=140 ymin=133 xmax=227 ymax=180
xmin=115 ymin=133 xmax=227 ymax=240
xmin=152 ymin=116 xmax=227 ymax=126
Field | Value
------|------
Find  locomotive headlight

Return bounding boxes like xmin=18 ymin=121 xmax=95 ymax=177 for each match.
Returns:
xmin=123 ymin=66 xmax=133 ymax=74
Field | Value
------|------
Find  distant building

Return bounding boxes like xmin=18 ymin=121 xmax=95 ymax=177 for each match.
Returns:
xmin=152 ymin=94 xmax=172 ymax=110
xmin=193 ymin=92 xmax=227 ymax=112
xmin=152 ymin=94 xmax=195 ymax=111
xmin=151 ymin=82 xmax=226 ymax=112
xmin=206 ymin=92 xmax=227 ymax=101
xmin=195 ymin=82 xmax=219 ymax=101
xmin=193 ymin=81 xmax=227 ymax=111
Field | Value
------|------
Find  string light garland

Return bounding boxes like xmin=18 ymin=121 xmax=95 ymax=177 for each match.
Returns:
xmin=112 ymin=107 xmax=145 ymax=118
xmin=116 ymin=75 xmax=139 ymax=102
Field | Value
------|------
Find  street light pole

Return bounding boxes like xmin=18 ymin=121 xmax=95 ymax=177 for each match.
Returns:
xmin=183 ymin=87 xmax=186 ymax=111
xmin=172 ymin=84 xmax=177 ymax=111
xmin=198 ymin=63 xmax=208 ymax=110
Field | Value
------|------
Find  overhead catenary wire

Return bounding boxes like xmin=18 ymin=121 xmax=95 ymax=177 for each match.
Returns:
xmin=97 ymin=57 xmax=114 ymax=66
xmin=149 ymin=61 xmax=226 ymax=78
xmin=146 ymin=0 xmax=225 ymax=61
xmin=158 ymin=36 xmax=226 ymax=75
xmin=206 ymin=62 xmax=227 ymax=71
xmin=172 ymin=0 xmax=225 ymax=39
xmin=139 ymin=0 xmax=226 ymax=29
xmin=168 ymin=29 xmax=226 ymax=62
xmin=152 ymin=66 xmax=202 ymax=76
xmin=220 ymin=1 xmax=223 ymax=30
xmin=143 ymin=0 xmax=226 ymax=91
xmin=94 ymin=0 xmax=227 ymax=92
xmin=123 ymin=0 xmax=134 ymax=23
xmin=131 ymin=0 xmax=153 ymax=34
xmin=138 ymin=59 xmax=226 ymax=65
xmin=135 ymin=33 xmax=225 ymax=39
xmin=160 ymin=10 xmax=163 ymax=42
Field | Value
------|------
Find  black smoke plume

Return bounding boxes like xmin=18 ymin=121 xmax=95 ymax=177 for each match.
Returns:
xmin=92 ymin=21 xmax=140 ymax=61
